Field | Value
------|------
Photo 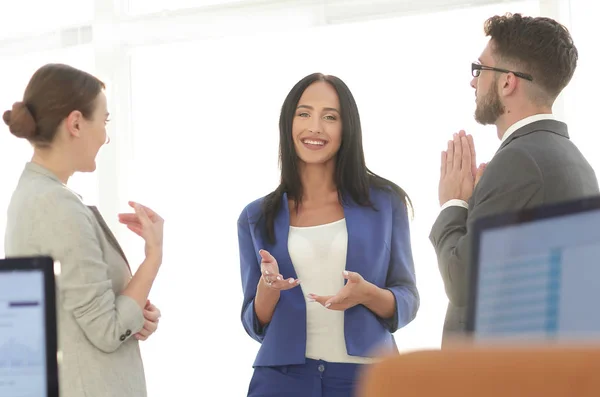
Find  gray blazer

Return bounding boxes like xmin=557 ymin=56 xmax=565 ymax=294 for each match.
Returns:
xmin=429 ymin=120 xmax=599 ymax=345
xmin=4 ymin=162 xmax=147 ymax=397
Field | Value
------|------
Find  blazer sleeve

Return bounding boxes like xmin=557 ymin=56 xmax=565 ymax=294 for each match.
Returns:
xmin=429 ymin=146 xmax=544 ymax=307
xmin=32 ymin=189 xmax=144 ymax=353
xmin=381 ymin=193 xmax=420 ymax=332
xmin=238 ymin=208 xmax=267 ymax=343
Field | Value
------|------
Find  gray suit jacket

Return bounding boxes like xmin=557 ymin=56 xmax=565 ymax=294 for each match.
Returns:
xmin=429 ymin=120 xmax=599 ymax=345
xmin=4 ymin=162 xmax=147 ymax=397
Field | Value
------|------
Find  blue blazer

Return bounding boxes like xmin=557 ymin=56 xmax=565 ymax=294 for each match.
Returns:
xmin=238 ymin=187 xmax=419 ymax=367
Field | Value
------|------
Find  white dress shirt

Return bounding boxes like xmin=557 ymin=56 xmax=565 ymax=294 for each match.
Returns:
xmin=440 ymin=113 xmax=557 ymax=211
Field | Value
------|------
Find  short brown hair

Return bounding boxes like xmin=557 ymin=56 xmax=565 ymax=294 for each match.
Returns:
xmin=484 ymin=13 xmax=577 ymax=101
xmin=2 ymin=63 xmax=105 ymax=147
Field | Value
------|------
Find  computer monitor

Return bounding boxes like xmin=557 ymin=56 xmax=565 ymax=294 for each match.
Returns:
xmin=0 ymin=256 xmax=59 ymax=397
xmin=467 ymin=196 xmax=600 ymax=343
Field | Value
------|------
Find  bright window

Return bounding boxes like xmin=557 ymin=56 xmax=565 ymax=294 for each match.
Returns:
xmin=563 ymin=0 xmax=600 ymax=172
xmin=127 ymin=0 xmax=246 ymax=15
xmin=0 ymin=1 xmax=93 ymax=40
xmin=126 ymin=1 xmax=539 ymax=395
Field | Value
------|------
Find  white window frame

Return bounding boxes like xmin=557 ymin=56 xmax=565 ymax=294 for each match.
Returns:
xmin=0 ymin=0 xmax=570 ymax=245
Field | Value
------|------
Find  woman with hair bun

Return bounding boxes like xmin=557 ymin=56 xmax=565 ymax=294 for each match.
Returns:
xmin=3 ymin=63 xmax=164 ymax=397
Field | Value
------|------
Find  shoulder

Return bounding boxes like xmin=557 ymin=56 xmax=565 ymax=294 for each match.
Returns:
xmin=6 ymin=178 xmax=95 ymax=255
xmin=40 ymin=186 xmax=89 ymax=217
xmin=490 ymin=144 xmax=541 ymax=178
xmin=237 ymin=194 xmax=269 ymax=226
xmin=369 ymin=185 xmax=408 ymax=214
xmin=13 ymin=178 xmax=91 ymax=225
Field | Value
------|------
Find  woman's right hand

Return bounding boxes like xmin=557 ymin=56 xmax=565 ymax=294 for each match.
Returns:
xmin=118 ymin=201 xmax=164 ymax=260
xmin=259 ymin=249 xmax=300 ymax=290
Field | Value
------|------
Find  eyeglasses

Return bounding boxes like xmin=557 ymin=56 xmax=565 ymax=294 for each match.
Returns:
xmin=472 ymin=62 xmax=533 ymax=82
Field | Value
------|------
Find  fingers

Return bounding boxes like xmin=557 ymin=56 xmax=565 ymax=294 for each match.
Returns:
xmin=134 ymin=320 xmax=156 ymax=340
xmin=440 ymin=151 xmax=447 ymax=177
xmin=260 ymin=255 xmax=279 ymax=278
xmin=342 ymin=270 xmax=360 ymax=283
xmin=308 ymin=293 xmax=346 ymax=310
xmin=151 ymin=304 xmax=161 ymax=319
xmin=135 ymin=308 xmax=160 ymax=341
xmin=460 ymin=134 xmax=472 ymax=175
xmin=144 ymin=305 xmax=160 ymax=322
xmin=308 ymin=294 xmax=332 ymax=308
xmin=452 ymin=132 xmax=463 ymax=170
xmin=134 ymin=333 xmax=148 ymax=341
xmin=259 ymin=249 xmax=276 ymax=264
xmin=445 ymin=131 xmax=476 ymax=175
xmin=138 ymin=320 xmax=157 ymax=336
xmin=325 ymin=294 xmax=345 ymax=308
xmin=132 ymin=202 xmax=152 ymax=227
xmin=446 ymin=139 xmax=454 ymax=170
xmin=143 ymin=319 xmax=158 ymax=333
xmin=118 ymin=213 xmax=138 ymax=223
xmin=128 ymin=201 xmax=154 ymax=216
xmin=265 ymin=276 xmax=300 ymax=290
xmin=128 ymin=201 xmax=163 ymax=222
xmin=118 ymin=213 xmax=142 ymax=233
xmin=127 ymin=224 xmax=143 ymax=237
xmin=262 ymin=270 xmax=282 ymax=285
xmin=475 ymin=162 xmax=488 ymax=186
xmin=136 ymin=329 xmax=150 ymax=338
xmin=468 ymin=134 xmax=477 ymax=177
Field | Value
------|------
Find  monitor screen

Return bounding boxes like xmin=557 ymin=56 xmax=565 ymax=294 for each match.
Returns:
xmin=0 ymin=269 xmax=47 ymax=397
xmin=473 ymin=208 xmax=600 ymax=342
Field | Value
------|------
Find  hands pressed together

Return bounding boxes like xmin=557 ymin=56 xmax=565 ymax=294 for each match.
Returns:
xmin=438 ymin=130 xmax=487 ymax=206
xmin=259 ymin=249 xmax=372 ymax=311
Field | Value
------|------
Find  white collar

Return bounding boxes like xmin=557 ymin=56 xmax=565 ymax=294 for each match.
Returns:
xmin=501 ymin=114 xmax=557 ymax=143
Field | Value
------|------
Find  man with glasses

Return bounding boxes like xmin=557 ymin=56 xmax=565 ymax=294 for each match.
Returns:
xmin=429 ymin=13 xmax=599 ymax=345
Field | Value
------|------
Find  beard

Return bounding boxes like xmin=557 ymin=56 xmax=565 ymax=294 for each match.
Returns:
xmin=474 ymin=79 xmax=505 ymax=125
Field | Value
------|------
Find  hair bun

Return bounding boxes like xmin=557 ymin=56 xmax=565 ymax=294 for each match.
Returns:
xmin=3 ymin=102 xmax=36 ymax=138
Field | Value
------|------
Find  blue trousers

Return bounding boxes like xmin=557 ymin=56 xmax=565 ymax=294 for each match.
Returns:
xmin=247 ymin=358 xmax=366 ymax=397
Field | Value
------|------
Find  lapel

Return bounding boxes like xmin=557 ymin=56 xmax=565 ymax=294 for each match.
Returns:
xmin=340 ymin=192 xmax=362 ymax=274
xmin=498 ymin=119 xmax=569 ymax=152
xmin=270 ymin=191 xmax=363 ymax=279
xmin=87 ymin=205 xmax=131 ymax=272
xmin=22 ymin=163 xmax=132 ymax=273
xmin=270 ymin=193 xmax=296 ymax=279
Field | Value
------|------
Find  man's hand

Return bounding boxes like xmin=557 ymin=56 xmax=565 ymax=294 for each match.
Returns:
xmin=438 ymin=130 xmax=478 ymax=206
xmin=475 ymin=162 xmax=487 ymax=187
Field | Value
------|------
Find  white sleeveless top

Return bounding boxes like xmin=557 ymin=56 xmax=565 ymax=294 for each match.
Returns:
xmin=288 ymin=219 xmax=375 ymax=364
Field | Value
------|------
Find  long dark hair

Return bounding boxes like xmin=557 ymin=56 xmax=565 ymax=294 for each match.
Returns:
xmin=260 ymin=73 xmax=412 ymax=243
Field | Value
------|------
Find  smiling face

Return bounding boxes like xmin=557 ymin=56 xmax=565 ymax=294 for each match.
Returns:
xmin=291 ymin=81 xmax=343 ymax=165
xmin=65 ymin=91 xmax=110 ymax=172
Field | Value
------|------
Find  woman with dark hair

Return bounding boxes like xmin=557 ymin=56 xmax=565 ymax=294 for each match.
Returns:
xmin=3 ymin=63 xmax=164 ymax=397
xmin=238 ymin=73 xmax=419 ymax=396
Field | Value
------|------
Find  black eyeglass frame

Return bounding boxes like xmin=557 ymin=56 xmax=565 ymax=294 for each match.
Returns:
xmin=471 ymin=62 xmax=533 ymax=82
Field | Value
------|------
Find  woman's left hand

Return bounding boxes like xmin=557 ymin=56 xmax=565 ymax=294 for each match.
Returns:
xmin=135 ymin=300 xmax=161 ymax=341
xmin=308 ymin=271 xmax=373 ymax=311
